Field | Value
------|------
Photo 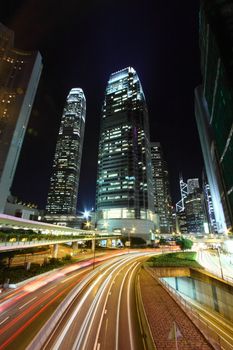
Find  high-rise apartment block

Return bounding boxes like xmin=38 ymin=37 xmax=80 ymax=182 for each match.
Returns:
xmin=46 ymin=88 xmax=86 ymax=224
xmin=195 ymin=1 xmax=233 ymax=233
xmin=151 ymin=142 xmax=172 ymax=234
xmin=96 ymin=67 xmax=154 ymax=240
xmin=0 ymin=23 xmax=42 ymax=212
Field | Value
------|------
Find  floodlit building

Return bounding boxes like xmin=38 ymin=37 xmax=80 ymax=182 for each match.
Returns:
xmin=185 ymin=189 xmax=207 ymax=235
xmin=45 ymin=88 xmax=86 ymax=225
xmin=0 ymin=23 xmax=42 ymax=213
xmin=195 ymin=1 xmax=233 ymax=233
xmin=151 ymin=142 xmax=172 ymax=234
xmin=187 ymin=178 xmax=199 ymax=194
xmin=96 ymin=67 xmax=154 ymax=241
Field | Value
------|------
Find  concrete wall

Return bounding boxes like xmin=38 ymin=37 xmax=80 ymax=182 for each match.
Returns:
xmin=163 ymin=273 xmax=233 ymax=321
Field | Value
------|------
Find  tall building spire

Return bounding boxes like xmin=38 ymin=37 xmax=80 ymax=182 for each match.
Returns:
xmin=46 ymin=88 xmax=86 ymax=221
xmin=96 ymin=67 xmax=154 ymax=240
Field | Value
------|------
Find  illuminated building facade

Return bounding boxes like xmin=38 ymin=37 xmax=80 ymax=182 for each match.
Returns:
xmin=195 ymin=0 xmax=233 ymax=232
xmin=46 ymin=88 xmax=86 ymax=222
xmin=96 ymin=67 xmax=154 ymax=239
xmin=0 ymin=23 xmax=42 ymax=213
xmin=185 ymin=189 xmax=207 ymax=235
xmin=151 ymin=142 xmax=172 ymax=234
xmin=187 ymin=178 xmax=199 ymax=194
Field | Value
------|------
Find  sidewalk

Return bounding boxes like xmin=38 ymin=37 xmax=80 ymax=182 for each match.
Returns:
xmin=139 ymin=268 xmax=213 ymax=350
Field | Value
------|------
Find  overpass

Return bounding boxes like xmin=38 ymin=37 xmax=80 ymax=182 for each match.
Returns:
xmin=0 ymin=214 xmax=121 ymax=252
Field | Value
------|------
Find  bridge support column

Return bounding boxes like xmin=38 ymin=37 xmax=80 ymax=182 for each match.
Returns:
xmin=106 ymin=239 xmax=112 ymax=248
xmin=53 ymin=244 xmax=58 ymax=258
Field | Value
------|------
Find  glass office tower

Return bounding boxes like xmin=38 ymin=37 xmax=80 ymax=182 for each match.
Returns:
xmin=0 ymin=23 xmax=42 ymax=213
xmin=151 ymin=142 xmax=172 ymax=234
xmin=46 ymin=88 xmax=86 ymax=223
xmin=96 ymin=67 xmax=154 ymax=239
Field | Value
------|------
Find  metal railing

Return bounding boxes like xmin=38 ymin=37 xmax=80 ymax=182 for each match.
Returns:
xmin=156 ymin=274 xmax=233 ymax=350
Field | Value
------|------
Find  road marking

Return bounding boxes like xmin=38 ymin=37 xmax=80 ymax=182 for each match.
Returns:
xmin=19 ymin=296 xmax=37 ymax=310
xmin=43 ymin=285 xmax=56 ymax=293
xmin=60 ymin=275 xmax=75 ymax=283
xmin=0 ymin=316 xmax=9 ymax=325
xmin=104 ymin=309 xmax=107 ymax=314
xmin=97 ymin=343 xmax=101 ymax=350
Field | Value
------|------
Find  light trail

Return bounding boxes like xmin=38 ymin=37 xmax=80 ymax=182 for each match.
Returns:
xmin=19 ymin=296 xmax=37 ymax=309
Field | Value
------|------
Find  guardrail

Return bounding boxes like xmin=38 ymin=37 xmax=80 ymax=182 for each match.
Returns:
xmin=151 ymin=270 xmax=232 ymax=350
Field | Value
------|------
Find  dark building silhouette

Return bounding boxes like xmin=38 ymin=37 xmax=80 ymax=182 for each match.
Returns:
xmin=0 ymin=23 xmax=42 ymax=212
xmin=195 ymin=1 xmax=233 ymax=233
xmin=151 ymin=142 xmax=172 ymax=234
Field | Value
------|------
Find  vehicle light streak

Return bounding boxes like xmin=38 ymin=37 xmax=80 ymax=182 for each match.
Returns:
xmin=52 ymin=256 xmax=136 ymax=350
xmin=127 ymin=262 xmax=140 ymax=350
xmin=115 ymin=264 xmax=132 ymax=350
xmin=52 ymin=274 xmax=103 ymax=350
xmin=72 ymin=275 xmax=112 ymax=350
xmin=19 ymin=296 xmax=37 ymax=309
xmin=0 ymin=278 xmax=81 ymax=350
xmin=0 ymin=316 xmax=9 ymax=325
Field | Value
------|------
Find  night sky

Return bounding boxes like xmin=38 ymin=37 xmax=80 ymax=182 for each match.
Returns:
xmin=1 ymin=0 xmax=203 ymax=211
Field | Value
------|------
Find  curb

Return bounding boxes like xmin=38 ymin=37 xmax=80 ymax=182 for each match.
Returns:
xmin=135 ymin=266 xmax=157 ymax=350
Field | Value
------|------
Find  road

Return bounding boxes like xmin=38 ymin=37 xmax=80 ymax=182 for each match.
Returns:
xmin=197 ymin=250 xmax=233 ymax=282
xmin=0 ymin=251 xmax=126 ymax=349
xmin=0 ymin=251 xmax=153 ymax=350
xmin=38 ymin=253 xmax=149 ymax=350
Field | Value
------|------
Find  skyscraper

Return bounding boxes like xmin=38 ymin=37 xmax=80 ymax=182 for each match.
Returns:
xmin=46 ymin=88 xmax=86 ymax=224
xmin=96 ymin=67 xmax=154 ymax=240
xmin=185 ymin=188 xmax=207 ymax=235
xmin=0 ymin=23 xmax=42 ymax=213
xmin=151 ymin=142 xmax=172 ymax=234
xmin=195 ymin=0 xmax=233 ymax=233
xmin=187 ymin=178 xmax=199 ymax=194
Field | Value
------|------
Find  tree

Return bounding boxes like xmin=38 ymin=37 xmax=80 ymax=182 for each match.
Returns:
xmin=176 ymin=237 xmax=193 ymax=250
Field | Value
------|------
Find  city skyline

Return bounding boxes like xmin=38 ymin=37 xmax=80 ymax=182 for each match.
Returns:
xmin=1 ymin=0 xmax=203 ymax=211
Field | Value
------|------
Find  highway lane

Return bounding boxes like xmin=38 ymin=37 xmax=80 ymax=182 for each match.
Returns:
xmin=0 ymin=252 xmax=128 ymax=350
xmin=197 ymin=250 xmax=233 ymax=281
xmin=37 ymin=252 xmax=152 ymax=350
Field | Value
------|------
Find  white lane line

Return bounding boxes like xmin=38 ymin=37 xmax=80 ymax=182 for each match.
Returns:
xmin=60 ymin=275 xmax=76 ymax=283
xmin=43 ymin=285 xmax=56 ymax=293
xmin=52 ymin=274 xmax=103 ymax=350
xmin=97 ymin=343 xmax=101 ymax=350
xmin=0 ymin=316 xmax=9 ymax=325
xmin=115 ymin=267 xmax=131 ymax=350
xmin=127 ymin=262 xmax=140 ymax=350
xmin=19 ymin=296 xmax=37 ymax=310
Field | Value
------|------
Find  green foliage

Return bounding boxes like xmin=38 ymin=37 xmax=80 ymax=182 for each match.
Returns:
xmin=147 ymin=252 xmax=202 ymax=268
xmin=176 ymin=237 xmax=193 ymax=250
xmin=62 ymin=254 xmax=72 ymax=261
